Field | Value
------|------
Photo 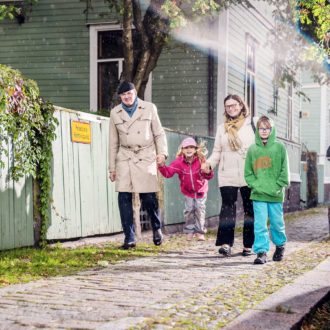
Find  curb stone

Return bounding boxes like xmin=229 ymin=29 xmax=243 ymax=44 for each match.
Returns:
xmin=223 ymin=257 xmax=330 ymax=330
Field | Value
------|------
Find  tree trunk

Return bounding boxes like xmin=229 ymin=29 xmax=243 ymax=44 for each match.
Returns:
xmin=123 ymin=0 xmax=169 ymax=97
xmin=122 ymin=0 xmax=134 ymax=81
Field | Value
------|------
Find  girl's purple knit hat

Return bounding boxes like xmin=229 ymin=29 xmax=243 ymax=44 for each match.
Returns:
xmin=181 ymin=137 xmax=197 ymax=148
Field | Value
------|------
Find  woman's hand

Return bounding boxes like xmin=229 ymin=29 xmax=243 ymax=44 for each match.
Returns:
xmin=201 ymin=162 xmax=211 ymax=174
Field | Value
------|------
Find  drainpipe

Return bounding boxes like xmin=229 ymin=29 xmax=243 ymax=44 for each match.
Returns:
xmin=208 ymin=49 xmax=215 ymax=136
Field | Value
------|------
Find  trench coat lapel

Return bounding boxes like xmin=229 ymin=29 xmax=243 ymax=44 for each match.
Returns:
xmin=116 ymin=107 xmax=131 ymax=123
xmin=126 ymin=101 xmax=144 ymax=129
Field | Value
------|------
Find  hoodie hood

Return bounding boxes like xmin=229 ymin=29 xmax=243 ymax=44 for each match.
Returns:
xmin=255 ymin=118 xmax=276 ymax=147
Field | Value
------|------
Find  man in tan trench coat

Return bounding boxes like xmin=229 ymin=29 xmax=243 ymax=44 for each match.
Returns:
xmin=109 ymin=81 xmax=168 ymax=249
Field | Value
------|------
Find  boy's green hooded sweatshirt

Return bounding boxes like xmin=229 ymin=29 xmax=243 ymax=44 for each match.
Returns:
xmin=244 ymin=122 xmax=290 ymax=203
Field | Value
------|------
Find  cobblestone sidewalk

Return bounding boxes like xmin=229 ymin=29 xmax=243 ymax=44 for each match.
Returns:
xmin=0 ymin=208 xmax=329 ymax=330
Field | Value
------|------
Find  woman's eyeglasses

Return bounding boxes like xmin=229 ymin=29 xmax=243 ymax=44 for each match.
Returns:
xmin=258 ymin=127 xmax=271 ymax=132
xmin=224 ymin=103 xmax=240 ymax=110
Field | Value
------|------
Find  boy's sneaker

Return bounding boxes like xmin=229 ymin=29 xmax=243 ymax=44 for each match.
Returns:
xmin=273 ymin=245 xmax=285 ymax=262
xmin=242 ymin=248 xmax=252 ymax=256
xmin=196 ymin=233 xmax=206 ymax=241
xmin=254 ymin=252 xmax=267 ymax=264
xmin=218 ymin=244 xmax=231 ymax=256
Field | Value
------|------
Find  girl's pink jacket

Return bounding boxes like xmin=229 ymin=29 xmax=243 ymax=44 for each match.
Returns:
xmin=158 ymin=156 xmax=214 ymax=198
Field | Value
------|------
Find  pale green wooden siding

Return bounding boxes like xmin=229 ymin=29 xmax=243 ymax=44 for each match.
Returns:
xmin=0 ymin=0 xmax=116 ymax=112
xmin=163 ymin=130 xmax=219 ymax=225
xmin=47 ymin=108 xmax=121 ymax=240
xmin=280 ymin=139 xmax=301 ymax=179
xmin=301 ymin=88 xmax=321 ymax=152
xmin=0 ymin=0 xmax=89 ymax=110
xmin=301 ymin=71 xmax=316 ymax=84
xmin=0 ymin=143 xmax=34 ymax=251
xmin=153 ymin=46 xmax=211 ymax=136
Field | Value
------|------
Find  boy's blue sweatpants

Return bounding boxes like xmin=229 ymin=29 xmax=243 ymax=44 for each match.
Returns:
xmin=252 ymin=201 xmax=287 ymax=254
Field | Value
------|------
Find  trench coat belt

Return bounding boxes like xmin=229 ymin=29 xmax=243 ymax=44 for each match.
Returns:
xmin=120 ymin=143 xmax=154 ymax=154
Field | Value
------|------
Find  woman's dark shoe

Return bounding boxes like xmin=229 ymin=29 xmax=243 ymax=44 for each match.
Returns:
xmin=218 ymin=244 xmax=231 ymax=256
xmin=273 ymin=245 xmax=285 ymax=261
xmin=254 ymin=252 xmax=267 ymax=264
xmin=242 ymin=248 xmax=252 ymax=256
xmin=153 ymin=228 xmax=163 ymax=246
xmin=121 ymin=242 xmax=136 ymax=250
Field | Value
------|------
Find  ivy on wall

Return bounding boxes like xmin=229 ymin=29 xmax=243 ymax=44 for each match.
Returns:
xmin=0 ymin=64 xmax=58 ymax=247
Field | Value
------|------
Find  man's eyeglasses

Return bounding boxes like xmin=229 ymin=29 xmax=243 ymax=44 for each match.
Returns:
xmin=258 ymin=127 xmax=271 ymax=132
xmin=224 ymin=103 xmax=240 ymax=110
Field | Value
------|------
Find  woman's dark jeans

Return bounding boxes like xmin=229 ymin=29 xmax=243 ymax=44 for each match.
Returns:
xmin=118 ymin=192 xmax=162 ymax=244
xmin=215 ymin=186 xmax=254 ymax=248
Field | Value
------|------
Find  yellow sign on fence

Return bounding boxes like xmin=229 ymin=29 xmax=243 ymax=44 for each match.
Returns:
xmin=71 ymin=121 xmax=91 ymax=144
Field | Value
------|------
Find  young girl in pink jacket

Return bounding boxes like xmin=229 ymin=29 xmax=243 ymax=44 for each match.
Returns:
xmin=158 ymin=137 xmax=214 ymax=241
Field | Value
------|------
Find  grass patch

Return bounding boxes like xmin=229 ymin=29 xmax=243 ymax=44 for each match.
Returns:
xmin=0 ymin=242 xmax=163 ymax=287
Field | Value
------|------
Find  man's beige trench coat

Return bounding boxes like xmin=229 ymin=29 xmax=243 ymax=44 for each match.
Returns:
xmin=108 ymin=99 xmax=168 ymax=193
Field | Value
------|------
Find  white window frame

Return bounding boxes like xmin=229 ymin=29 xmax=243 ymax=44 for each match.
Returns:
xmin=89 ymin=24 xmax=152 ymax=112
xmin=90 ymin=24 xmax=123 ymax=112
xmin=245 ymin=34 xmax=257 ymax=117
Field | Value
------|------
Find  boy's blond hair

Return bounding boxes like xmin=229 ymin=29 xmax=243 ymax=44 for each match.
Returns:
xmin=257 ymin=115 xmax=272 ymax=128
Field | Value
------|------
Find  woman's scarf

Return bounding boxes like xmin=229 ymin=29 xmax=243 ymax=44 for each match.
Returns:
xmin=224 ymin=113 xmax=246 ymax=151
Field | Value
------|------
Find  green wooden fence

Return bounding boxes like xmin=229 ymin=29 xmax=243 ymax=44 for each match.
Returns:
xmin=47 ymin=107 xmax=122 ymax=240
xmin=0 ymin=142 xmax=34 ymax=250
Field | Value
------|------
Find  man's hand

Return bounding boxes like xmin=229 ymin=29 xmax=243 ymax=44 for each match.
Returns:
xmin=109 ymin=171 xmax=116 ymax=182
xmin=201 ymin=162 xmax=211 ymax=174
xmin=156 ymin=154 xmax=166 ymax=166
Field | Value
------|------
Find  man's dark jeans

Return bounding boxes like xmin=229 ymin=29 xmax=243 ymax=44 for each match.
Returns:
xmin=118 ymin=192 xmax=162 ymax=244
xmin=216 ymin=186 xmax=254 ymax=248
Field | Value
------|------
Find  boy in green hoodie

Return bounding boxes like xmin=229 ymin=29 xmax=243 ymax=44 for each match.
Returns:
xmin=244 ymin=116 xmax=289 ymax=264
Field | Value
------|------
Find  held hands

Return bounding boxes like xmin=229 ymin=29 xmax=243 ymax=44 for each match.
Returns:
xmin=156 ymin=154 xmax=166 ymax=167
xmin=201 ymin=162 xmax=211 ymax=174
xmin=109 ymin=171 xmax=116 ymax=182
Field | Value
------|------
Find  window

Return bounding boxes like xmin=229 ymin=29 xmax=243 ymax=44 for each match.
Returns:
xmin=89 ymin=26 xmax=142 ymax=112
xmin=245 ymin=34 xmax=257 ymax=116
xmin=287 ymin=82 xmax=293 ymax=140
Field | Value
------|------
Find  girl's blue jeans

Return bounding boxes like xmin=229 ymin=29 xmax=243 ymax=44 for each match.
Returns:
xmin=252 ymin=201 xmax=287 ymax=254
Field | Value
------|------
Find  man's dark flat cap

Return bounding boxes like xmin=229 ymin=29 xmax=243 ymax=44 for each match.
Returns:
xmin=117 ymin=81 xmax=135 ymax=95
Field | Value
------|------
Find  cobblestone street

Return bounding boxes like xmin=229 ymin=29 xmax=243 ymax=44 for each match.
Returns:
xmin=0 ymin=208 xmax=329 ymax=330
